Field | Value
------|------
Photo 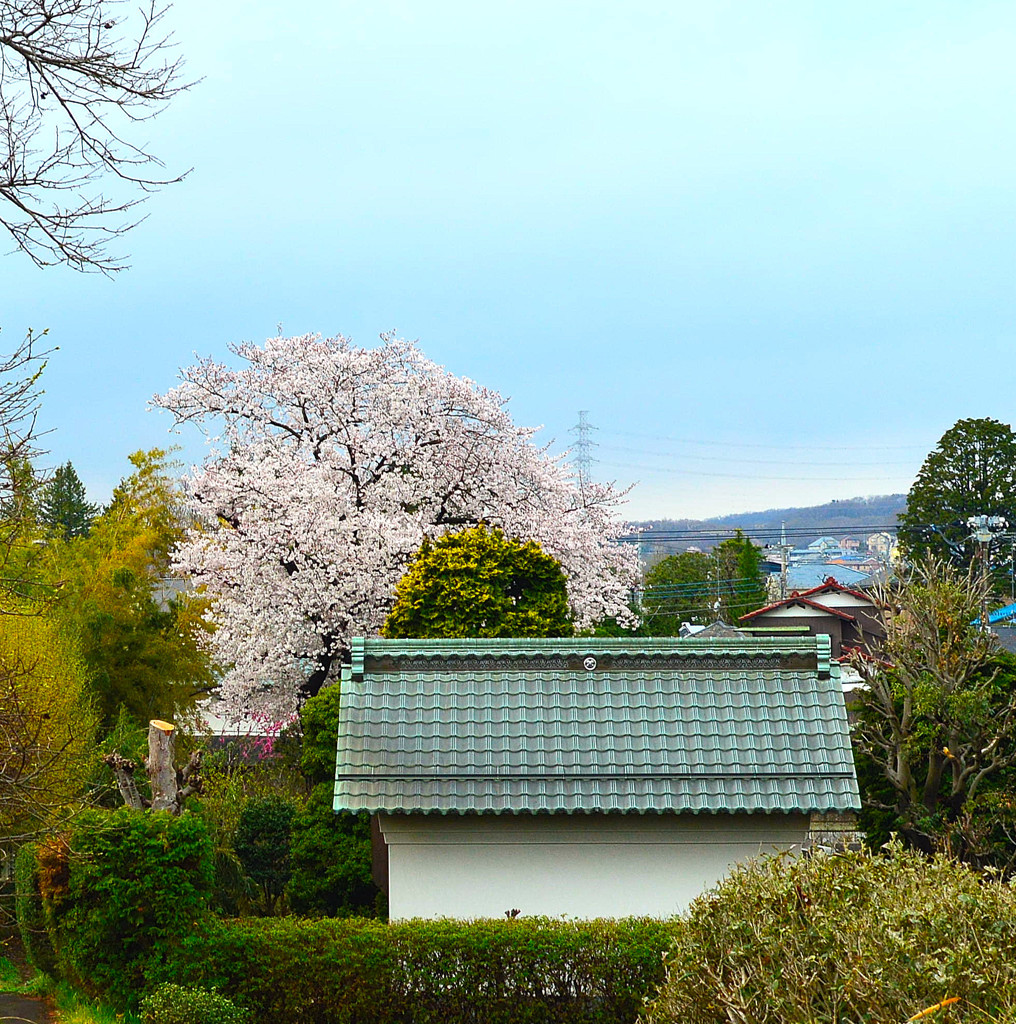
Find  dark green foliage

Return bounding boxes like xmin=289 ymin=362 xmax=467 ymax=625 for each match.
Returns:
xmin=713 ymin=530 xmax=768 ymax=622
xmin=14 ymin=842 xmax=58 ymax=976
xmin=44 ymin=806 xmax=214 ymax=1009
xmin=287 ymin=790 xmax=378 ymax=917
xmin=233 ymin=796 xmax=296 ymax=915
xmin=901 ymin=416 xmax=1016 ymax=574
xmin=384 ymin=524 xmax=573 ymax=639
xmin=140 ymin=983 xmax=250 ymax=1024
xmin=39 ymin=462 xmax=98 ymax=539
xmin=287 ymin=685 xmax=380 ymax=917
xmin=159 ymin=915 xmax=673 ymax=1024
xmin=642 ymin=844 xmax=1016 ymax=1024
xmin=641 ymin=532 xmax=767 ymax=635
xmin=642 ymin=551 xmax=712 ymax=633
xmin=296 ymin=683 xmax=344 ymax=786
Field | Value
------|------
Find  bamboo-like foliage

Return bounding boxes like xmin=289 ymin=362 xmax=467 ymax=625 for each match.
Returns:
xmin=0 ymin=601 xmax=95 ymax=844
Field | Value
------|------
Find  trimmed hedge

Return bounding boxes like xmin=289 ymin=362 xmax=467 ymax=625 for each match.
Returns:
xmin=642 ymin=843 xmax=1016 ymax=1024
xmin=158 ymin=915 xmax=673 ymax=1024
xmin=19 ymin=807 xmax=670 ymax=1023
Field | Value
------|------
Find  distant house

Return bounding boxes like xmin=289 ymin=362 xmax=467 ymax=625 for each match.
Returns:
xmin=866 ymin=532 xmax=896 ymax=558
xmin=740 ymin=577 xmax=887 ymax=660
xmin=784 ymin=562 xmax=872 ymax=592
xmin=333 ymin=637 xmax=860 ymax=920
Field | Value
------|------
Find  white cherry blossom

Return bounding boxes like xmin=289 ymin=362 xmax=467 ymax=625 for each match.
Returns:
xmin=154 ymin=333 xmax=637 ymax=717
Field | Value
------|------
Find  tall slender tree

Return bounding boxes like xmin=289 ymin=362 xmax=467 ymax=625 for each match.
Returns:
xmin=42 ymin=449 xmax=216 ymax=728
xmin=39 ymin=462 xmax=99 ymax=539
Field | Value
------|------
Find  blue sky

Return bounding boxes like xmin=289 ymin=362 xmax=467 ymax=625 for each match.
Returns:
xmin=3 ymin=1 xmax=1015 ymax=519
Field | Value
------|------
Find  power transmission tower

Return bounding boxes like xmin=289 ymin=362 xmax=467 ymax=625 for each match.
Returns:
xmin=569 ymin=411 xmax=598 ymax=500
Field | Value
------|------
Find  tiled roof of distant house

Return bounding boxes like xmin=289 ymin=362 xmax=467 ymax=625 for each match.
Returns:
xmin=796 ymin=577 xmax=880 ymax=604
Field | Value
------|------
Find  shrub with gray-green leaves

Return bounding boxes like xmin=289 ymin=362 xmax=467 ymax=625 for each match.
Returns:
xmin=642 ymin=842 xmax=1016 ymax=1024
xmin=140 ymin=983 xmax=250 ymax=1024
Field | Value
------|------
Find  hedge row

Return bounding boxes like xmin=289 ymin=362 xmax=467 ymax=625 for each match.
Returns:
xmin=23 ymin=806 xmax=214 ymax=1008
xmin=164 ymin=915 xmax=672 ymax=1024
xmin=16 ymin=806 xmax=672 ymax=1023
xmin=25 ymin=805 xmax=1016 ymax=1024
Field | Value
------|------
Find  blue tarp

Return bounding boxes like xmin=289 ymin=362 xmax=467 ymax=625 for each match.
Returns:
xmin=984 ymin=602 xmax=1016 ymax=625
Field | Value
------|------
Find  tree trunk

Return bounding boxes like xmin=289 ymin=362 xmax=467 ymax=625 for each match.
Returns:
xmin=102 ymin=752 xmax=146 ymax=811
xmin=147 ymin=719 xmax=178 ymax=812
xmin=105 ymin=719 xmax=203 ymax=814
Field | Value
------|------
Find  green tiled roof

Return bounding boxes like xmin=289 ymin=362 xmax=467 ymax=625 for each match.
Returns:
xmin=333 ymin=636 xmax=859 ymax=816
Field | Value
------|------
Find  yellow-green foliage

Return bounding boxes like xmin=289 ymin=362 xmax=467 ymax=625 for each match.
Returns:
xmin=41 ymin=448 xmax=217 ymax=728
xmin=0 ymin=601 xmax=95 ymax=839
xmin=641 ymin=842 xmax=1016 ymax=1024
xmin=384 ymin=524 xmax=573 ymax=639
xmin=156 ymin=915 xmax=672 ymax=1024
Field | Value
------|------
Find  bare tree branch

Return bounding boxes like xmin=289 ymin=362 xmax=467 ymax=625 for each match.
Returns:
xmin=0 ymin=0 xmax=193 ymax=271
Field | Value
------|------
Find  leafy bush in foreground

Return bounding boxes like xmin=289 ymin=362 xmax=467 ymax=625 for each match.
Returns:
xmin=641 ymin=842 xmax=1016 ymax=1024
xmin=42 ymin=807 xmax=214 ymax=1009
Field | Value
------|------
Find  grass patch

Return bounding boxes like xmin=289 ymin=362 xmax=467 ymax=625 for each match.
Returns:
xmin=2 ymin=972 xmax=140 ymax=1024
xmin=49 ymin=980 xmax=141 ymax=1024
xmin=0 ymin=955 xmax=20 ymax=990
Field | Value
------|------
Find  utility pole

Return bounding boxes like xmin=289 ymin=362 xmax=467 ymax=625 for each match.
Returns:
xmin=569 ymin=411 xmax=598 ymax=502
xmin=779 ymin=520 xmax=790 ymax=600
xmin=967 ymin=515 xmax=1007 ymax=632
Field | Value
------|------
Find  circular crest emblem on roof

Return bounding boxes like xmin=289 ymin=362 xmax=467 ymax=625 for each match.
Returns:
xmin=583 ymin=656 xmax=597 ymax=671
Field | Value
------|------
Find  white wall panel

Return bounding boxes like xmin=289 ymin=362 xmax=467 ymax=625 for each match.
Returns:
xmin=379 ymin=812 xmax=809 ymax=919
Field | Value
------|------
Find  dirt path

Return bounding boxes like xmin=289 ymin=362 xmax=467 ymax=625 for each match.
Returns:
xmin=0 ymin=992 xmax=55 ymax=1023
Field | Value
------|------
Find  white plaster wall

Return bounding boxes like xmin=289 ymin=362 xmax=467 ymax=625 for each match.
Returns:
xmin=811 ymin=592 xmax=870 ymax=610
xmin=379 ymin=812 xmax=809 ymax=920
xmin=763 ymin=605 xmax=835 ymax=618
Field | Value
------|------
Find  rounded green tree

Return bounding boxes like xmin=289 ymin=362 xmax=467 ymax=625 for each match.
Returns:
xmin=383 ymin=525 xmax=573 ymax=639
xmin=901 ymin=416 xmax=1016 ymax=571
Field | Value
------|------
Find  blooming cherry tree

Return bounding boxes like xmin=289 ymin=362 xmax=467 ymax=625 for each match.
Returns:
xmin=155 ymin=334 xmax=637 ymax=717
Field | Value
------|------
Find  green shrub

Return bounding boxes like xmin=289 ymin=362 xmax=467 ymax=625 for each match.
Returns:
xmin=287 ymin=685 xmax=380 ymax=917
xmin=14 ymin=842 xmax=58 ymax=976
xmin=233 ymin=795 xmax=296 ymax=915
xmin=287 ymin=790 xmax=379 ymax=917
xmin=46 ymin=806 xmax=214 ymax=1009
xmin=159 ymin=914 xmax=672 ymax=1024
xmin=140 ymin=983 xmax=250 ymax=1024
xmin=642 ymin=842 xmax=1016 ymax=1024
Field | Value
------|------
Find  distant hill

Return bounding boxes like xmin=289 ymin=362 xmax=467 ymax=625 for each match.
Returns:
xmin=632 ymin=494 xmax=906 ymax=554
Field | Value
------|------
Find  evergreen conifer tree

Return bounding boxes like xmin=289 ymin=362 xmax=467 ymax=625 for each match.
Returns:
xmin=39 ymin=462 xmax=99 ymax=539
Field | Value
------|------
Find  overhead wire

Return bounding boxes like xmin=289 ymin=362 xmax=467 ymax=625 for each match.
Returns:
xmin=601 ymin=428 xmax=927 ymax=452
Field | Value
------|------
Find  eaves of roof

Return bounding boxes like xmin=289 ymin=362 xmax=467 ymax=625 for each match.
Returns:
xmin=740 ymin=597 xmax=857 ymax=623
